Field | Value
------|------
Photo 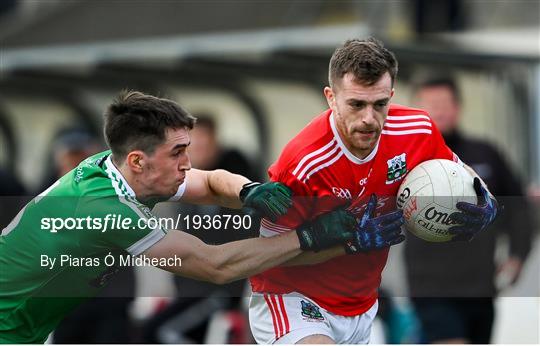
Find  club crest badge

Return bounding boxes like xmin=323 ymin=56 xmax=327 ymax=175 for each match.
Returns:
xmin=300 ymin=300 xmax=324 ymax=321
xmin=386 ymin=153 xmax=407 ymax=184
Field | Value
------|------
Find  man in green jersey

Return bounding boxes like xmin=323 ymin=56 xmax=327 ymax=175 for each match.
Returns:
xmin=0 ymin=91 xmax=360 ymax=343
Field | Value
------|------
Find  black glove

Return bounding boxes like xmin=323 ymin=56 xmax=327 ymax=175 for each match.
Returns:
xmin=296 ymin=209 xmax=357 ymax=252
xmin=449 ymin=177 xmax=500 ymax=242
xmin=240 ymin=182 xmax=292 ymax=222
xmin=344 ymin=194 xmax=405 ymax=254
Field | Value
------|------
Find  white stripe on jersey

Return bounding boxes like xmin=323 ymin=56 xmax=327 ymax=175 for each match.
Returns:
xmin=260 ymin=225 xmax=281 ymax=237
xmin=383 ymin=121 xmax=432 ymax=128
xmin=382 ymin=129 xmax=432 ymax=135
xmin=383 ymin=114 xmax=433 ymax=135
xmin=302 ymin=151 xmax=344 ymax=183
xmin=296 ymin=141 xmax=339 ymax=181
xmin=292 ymin=139 xmax=336 ymax=176
xmin=386 ymin=114 xmax=430 ymax=121
xmin=261 ymin=218 xmax=293 ymax=233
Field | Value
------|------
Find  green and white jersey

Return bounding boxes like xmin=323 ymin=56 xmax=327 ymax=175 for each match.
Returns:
xmin=0 ymin=151 xmax=186 ymax=343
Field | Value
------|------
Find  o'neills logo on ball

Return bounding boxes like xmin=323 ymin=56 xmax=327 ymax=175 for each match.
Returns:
xmin=417 ymin=219 xmax=450 ymax=235
xmin=424 ymin=207 xmax=455 ymax=225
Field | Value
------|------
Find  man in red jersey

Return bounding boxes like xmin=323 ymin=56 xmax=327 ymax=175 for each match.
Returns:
xmin=248 ymin=38 xmax=499 ymax=344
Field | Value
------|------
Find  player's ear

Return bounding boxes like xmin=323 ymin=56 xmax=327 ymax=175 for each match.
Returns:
xmin=390 ymin=88 xmax=395 ymax=98
xmin=126 ymin=151 xmax=145 ymax=173
xmin=323 ymin=86 xmax=335 ymax=108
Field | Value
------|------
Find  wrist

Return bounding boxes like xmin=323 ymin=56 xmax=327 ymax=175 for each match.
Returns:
xmin=296 ymin=224 xmax=319 ymax=252
xmin=239 ymin=182 xmax=261 ymax=202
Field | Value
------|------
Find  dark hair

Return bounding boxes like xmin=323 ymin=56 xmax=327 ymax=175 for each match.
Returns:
xmin=412 ymin=76 xmax=461 ymax=104
xmin=104 ymin=90 xmax=196 ymax=162
xmin=329 ymin=37 xmax=398 ymax=88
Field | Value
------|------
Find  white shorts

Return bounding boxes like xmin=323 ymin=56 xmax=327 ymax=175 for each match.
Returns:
xmin=249 ymin=292 xmax=378 ymax=344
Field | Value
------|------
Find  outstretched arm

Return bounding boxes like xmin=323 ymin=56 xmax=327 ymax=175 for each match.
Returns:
xmin=181 ymin=168 xmax=249 ymax=208
xmin=179 ymin=169 xmax=292 ymax=221
xmin=143 ymin=207 xmax=365 ymax=279
xmin=144 ymin=229 xmax=302 ymax=284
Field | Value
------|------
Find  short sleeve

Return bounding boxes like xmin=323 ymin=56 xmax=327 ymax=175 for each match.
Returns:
xmin=79 ymin=196 xmax=166 ymax=256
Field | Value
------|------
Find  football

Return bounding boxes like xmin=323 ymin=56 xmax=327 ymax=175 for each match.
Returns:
xmin=396 ymin=159 xmax=477 ymax=242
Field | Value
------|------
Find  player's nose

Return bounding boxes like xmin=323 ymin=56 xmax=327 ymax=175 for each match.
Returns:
xmin=179 ymin=155 xmax=191 ymax=171
xmin=361 ymin=106 xmax=377 ymax=125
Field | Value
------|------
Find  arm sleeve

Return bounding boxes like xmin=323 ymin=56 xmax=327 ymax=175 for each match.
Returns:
xmin=82 ymin=196 xmax=167 ymax=256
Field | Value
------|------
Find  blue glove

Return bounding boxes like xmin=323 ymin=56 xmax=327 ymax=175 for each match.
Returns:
xmin=345 ymin=194 xmax=405 ymax=253
xmin=449 ymin=177 xmax=500 ymax=242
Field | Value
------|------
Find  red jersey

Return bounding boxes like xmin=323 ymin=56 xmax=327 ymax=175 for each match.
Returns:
xmin=250 ymin=105 xmax=457 ymax=316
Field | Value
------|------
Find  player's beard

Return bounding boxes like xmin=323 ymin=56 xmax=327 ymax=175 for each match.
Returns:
xmin=334 ymin=109 xmax=381 ymax=156
xmin=351 ymin=126 xmax=380 ymax=149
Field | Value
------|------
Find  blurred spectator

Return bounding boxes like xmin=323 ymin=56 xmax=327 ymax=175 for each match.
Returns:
xmin=404 ymin=76 xmax=534 ymax=344
xmin=142 ymin=115 xmax=258 ymax=343
xmin=37 ymin=127 xmax=101 ymax=194
xmin=188 ymin=115 xmax=258 ymax=180
xmin=47 ymin=127 xmax=136 ymax=344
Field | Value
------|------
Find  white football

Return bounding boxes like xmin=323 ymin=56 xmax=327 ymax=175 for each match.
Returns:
xmin=396 ymin=159 xmax=477 ymax=242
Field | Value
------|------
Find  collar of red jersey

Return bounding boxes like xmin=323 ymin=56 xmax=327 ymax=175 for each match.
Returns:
xmin=329 ymin=112 xmax=380 ymax=165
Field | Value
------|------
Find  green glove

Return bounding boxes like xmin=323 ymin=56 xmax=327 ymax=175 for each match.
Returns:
xmin=296 ymin=209 xmax=357 ymax=252
xmin=239 ymin=182 xmax=293 ymax=222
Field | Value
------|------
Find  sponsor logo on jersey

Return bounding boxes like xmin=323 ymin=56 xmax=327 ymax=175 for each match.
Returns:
xmin=74 ymin=166 xmax=84 ymax=184
xmin=300 ymin=300 xmax=324 ymax=321
xmin=386 ymin=153 xmax=407 ymax=184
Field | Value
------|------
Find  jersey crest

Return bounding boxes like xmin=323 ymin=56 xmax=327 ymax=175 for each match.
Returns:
xmin=300 ymin=300 xmax=324 ymax=320
xmin=386 ymin=153 xmax=407 ymax=184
